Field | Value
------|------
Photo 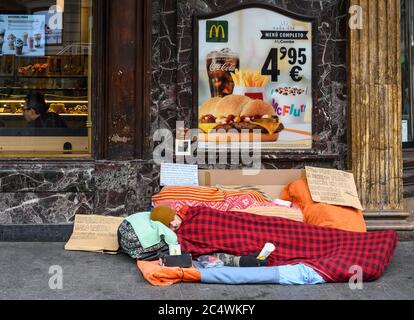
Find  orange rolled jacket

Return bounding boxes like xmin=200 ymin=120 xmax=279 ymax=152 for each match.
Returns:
xmin=137 ymin=260 xmax=201 ymax=287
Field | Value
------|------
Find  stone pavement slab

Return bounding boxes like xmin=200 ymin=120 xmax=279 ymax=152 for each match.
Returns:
xmin=0 ymin=242 xmax=413 ymax=300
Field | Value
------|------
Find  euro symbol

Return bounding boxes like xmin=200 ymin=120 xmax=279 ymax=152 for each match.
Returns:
xmin=210 ymin=25 xmax=225 ymax=39
xmin=290 ymin=66 xmax=303 ymax=82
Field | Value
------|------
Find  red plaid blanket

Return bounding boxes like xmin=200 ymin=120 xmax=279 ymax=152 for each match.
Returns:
xmin=177 ymin=207 xmax=398 ymax=282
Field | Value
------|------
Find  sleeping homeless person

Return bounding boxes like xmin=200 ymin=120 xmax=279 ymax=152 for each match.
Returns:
xmin=118 ymin=206 xmax=267 ymax=268
xmin=119 ymin=206 xmax=398 ymax=283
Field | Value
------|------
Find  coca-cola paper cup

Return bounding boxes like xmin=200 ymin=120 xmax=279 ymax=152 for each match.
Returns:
xmin=272 ymin=86 xmax=308 ymax=125
xmin=207 ymin=48 xmax=239 ymax=97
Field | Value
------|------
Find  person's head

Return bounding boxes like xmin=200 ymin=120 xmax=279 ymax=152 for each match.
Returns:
xmin=151 ymin=206 xmax=183 ymax=232
xmin=24 ymin=91 xmax=48 ymax=122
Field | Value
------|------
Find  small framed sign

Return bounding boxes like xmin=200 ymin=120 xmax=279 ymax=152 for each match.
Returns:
xmin=175 ymin=139 xmax=192 ymax=156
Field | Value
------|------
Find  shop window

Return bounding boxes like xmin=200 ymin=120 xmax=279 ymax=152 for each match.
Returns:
xmin=402 ymin=0 xmax=414 ymax=147
xmin=0 ymin=0 xmax=92 ymax=157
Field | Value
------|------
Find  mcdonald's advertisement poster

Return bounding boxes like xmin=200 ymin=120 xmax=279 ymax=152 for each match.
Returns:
xmin=197 ymin=7 xmax=313 ymax=150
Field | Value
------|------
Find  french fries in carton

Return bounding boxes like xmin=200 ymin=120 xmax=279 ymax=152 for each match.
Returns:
xmin=231 ymin=69 xmax=269 ymax=100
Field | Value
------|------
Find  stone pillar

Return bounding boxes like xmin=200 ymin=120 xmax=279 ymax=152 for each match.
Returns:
xmin=349 ymin=0 xmax=413 ymax=233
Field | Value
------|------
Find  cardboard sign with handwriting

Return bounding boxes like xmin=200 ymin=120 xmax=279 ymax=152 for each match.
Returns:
xmin=65 ymin=215 xmax=124 ymax=254
xmin=305 ymin=167 xmax=363 ymax=210
xmin=160 ymin=163 xmax=199 ymax=187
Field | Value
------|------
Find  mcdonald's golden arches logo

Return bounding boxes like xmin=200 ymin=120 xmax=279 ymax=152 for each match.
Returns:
xmin=206 ymin=21 xmax=228 ymax=42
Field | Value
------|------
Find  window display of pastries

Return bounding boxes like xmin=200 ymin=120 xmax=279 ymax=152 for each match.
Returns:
xmin=66 ymin=105 xmax=88 ymax=114
xmin=0 ymin=105 xmax=24 ymax=114
xmin=49 ymin=103 xmax=67 ymax=114
xmin=0 ymin=103 xmax=88 ymax=115
xmin=18 ymin=63 xmax=48 ymax=75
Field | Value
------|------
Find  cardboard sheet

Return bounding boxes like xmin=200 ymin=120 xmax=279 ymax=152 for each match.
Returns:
xmin=65 ymin=215 xmax=124 ymax=254
xmin=305 ymin=167 xmax=363 ymax=210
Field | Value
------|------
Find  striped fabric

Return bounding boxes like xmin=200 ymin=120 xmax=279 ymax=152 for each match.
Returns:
xmin=152 ymin=186 xmax=270 ymax=204
xmin=231 ymin=206 xmax=304 ymax=222
xmin=156 ymin=200 xmax=228 ymax=213
xmin=217 ymin=185 xmax=273 ymax=202
xmin=224 ymin=190 xmax=270 ymax=203
xmin=152 ymin=187 xmax=225 ymax=203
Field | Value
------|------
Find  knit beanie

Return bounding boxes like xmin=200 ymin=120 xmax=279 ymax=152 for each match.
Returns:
xmin=151 ymin=206 xmax=177 ymax=227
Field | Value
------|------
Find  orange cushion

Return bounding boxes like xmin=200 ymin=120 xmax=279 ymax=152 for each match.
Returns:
xmin=281 ymin=178 xmax=367 ymax=233
xmin=304 ymin=203 xmax=367 ymax=233
xmin=280 ymin=178 xmax=315 ymax=210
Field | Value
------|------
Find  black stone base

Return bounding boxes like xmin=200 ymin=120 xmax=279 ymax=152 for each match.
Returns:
xmin=1 ymin=224 xmax=412 ymax=242
xmin=0 ymin=224 xmax=74 ymax=242
xmin=397 ymin=231 xmax=414 ymax=241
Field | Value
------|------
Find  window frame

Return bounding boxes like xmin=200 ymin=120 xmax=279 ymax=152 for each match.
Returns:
xmin=0 ymin=0 xmax=153 ymax=161
xmin=402 ymin=0 xmax=414 ymax=148
xmin=0 ymin=0 xmax=93 ymax=158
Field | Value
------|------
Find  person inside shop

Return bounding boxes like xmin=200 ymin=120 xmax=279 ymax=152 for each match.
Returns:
xmin=23 ymin=91 xmax=67 ymax=129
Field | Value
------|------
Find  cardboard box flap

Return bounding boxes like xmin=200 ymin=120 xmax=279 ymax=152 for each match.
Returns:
xmin=199 ymin=170 xmax=305 ymax=199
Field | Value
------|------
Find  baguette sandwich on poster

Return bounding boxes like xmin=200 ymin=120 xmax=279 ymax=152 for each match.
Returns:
xmin=199 ymin=70 xmax=284 ymax=143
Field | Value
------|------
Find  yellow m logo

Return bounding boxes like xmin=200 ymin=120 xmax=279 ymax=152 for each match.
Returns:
xmin=209 ymin=24 xmax=225 ymax=39
xmin=206 ymin=21 xmax=228 ymax=42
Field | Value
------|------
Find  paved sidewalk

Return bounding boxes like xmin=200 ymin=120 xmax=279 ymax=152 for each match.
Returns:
xmin=0 ymin=242 xmax=413 ymax=300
